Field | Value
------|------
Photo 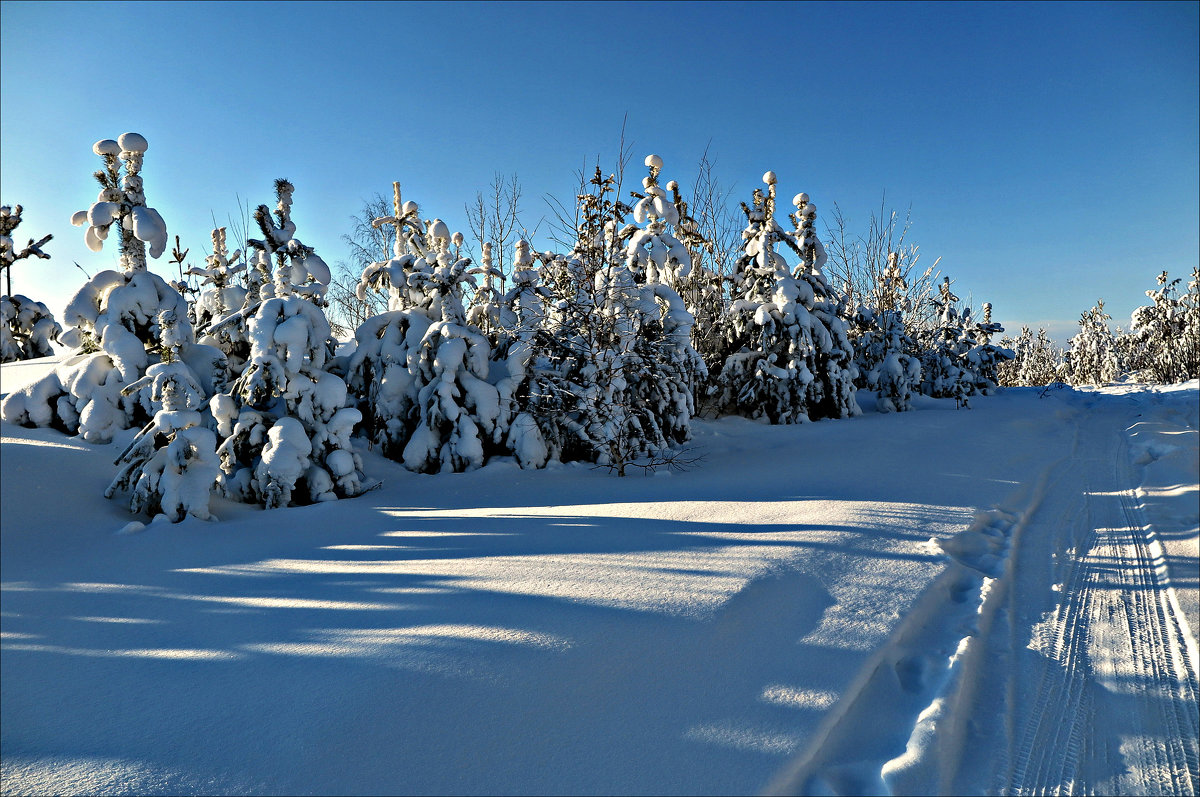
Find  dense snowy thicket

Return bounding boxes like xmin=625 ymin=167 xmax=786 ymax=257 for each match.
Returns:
xmin=1122 ymin=269 xmax=1200 ymax=384
xmin=480 ymin=157 xmax=708 ymax=473
xmin=914 ymin=280 xmax=1013 ymax=407
xmin=1062 ymin=270 xmax=1198 ymax=387
xmin=1 ymin=204 xmax=58 ymax=362
xmin=997 ymin=326 xmax=1063 ymax=387
xmin=15 ymin=135 xmax=1196 ymax=524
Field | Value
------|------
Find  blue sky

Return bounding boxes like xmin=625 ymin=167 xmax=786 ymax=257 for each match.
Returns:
xmin=1 ymin=0 xmax=1196 ymax=345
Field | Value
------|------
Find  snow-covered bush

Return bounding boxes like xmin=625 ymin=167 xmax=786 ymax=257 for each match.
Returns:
xmin=1064 ymin=300 xmax=1120 ymax=386
xmin=2 ymin=294 xmax=61 ymax=362
xmin=208 ymin=180 xmax=370 ymax=508
xmin=1 ymin=134 xmax=224 ymax=442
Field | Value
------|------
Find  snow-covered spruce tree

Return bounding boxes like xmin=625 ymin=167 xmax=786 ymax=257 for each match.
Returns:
xmin=489 ymin=238 xmax=556 ymax=468
xmin=709 ymin=172 xmax=858 ymax=423
xmin=513 ymin=247 xmax=601 ymax=466
xmin=246 ymin=179 xmax=332 ymax=306
xmin=187 ymin=226 xmax=251 ymax=375
xmin=960 ymin=302 xmax=1013 ymax=395
xmin=465 ymin=241 xmax=509 ymax=346
xmin=917 ymin=277 xmax=974 ymax=405
xmin=105 ymin=308 xmax=219 ymax=521
xmin=497 ymin=159 xmax=705 ymax=474
xmin=345 ymin=183 xmax=503 ymax=473
xmin=207 ymin=180 xmax=369 ymax=508
xmin=1 ymin=204 xmax=60 ymax=362
xmin=1 ymin=134 xmax=225 ymax=442
xmin=850 ymin=253 xmax=917 ymax=388
xmin=851 ymin=261 xmax=921 ymax=414
xmin=1125 ymin=269 xmax=1200 ymax=383
xmin=1063 ymin=299 xmax=1119 ymax=386
xmin=189 ymin=227 xmax=248 ymax=334
xmin=788 ymin=191 xmax=859 ymax=419
xmin=619 ymin=155 xmax=708 ymax=449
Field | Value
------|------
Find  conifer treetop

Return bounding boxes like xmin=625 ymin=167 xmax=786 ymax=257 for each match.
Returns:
xmin=70 ymin=133 xmax=167 ymax=272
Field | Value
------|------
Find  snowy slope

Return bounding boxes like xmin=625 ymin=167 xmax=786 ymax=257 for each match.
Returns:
xmin=2 ymin=357 xmax=1196 ymax=796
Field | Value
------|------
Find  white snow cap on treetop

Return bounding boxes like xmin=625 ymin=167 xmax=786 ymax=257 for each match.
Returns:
xmin=793 ymin=192 xmax=809 ymax=207
xmin=118 ymin=132 xmax=148 ymax=153
xmin=428 ymin=219 xmax=450 ymax=241
xmin=666 ymin=180 xmax=678 ymax=192
xmin=452 ymin=231 xmax=464 ymax=247
xmin=93 ymin=139 xmax=121 ymax=156
xmin=645 ymin=154 xmax=663 ymax=169
xmin=402 ymin=200 xmax=418 ymax=215
xmin=763 ymin=171 xmax=777 ymax=185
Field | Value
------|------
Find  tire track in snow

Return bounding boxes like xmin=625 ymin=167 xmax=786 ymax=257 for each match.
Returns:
xmin=998 ymin=409 xmax=1199 ymax=796
xmin=766 ymin=396 xmax=1199 ymax=797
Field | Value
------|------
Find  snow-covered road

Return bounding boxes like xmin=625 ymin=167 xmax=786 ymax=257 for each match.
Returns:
xmin=771 ymin=385 xmax=1200 ymax=795
xmin=987 ymin=393 xmax=1198 ymax=796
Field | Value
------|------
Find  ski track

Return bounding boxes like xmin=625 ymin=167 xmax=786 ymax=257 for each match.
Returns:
xmin=997 ymin=402 xmax=1198 ymax=796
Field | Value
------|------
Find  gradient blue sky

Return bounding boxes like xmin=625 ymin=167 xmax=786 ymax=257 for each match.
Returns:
xmin=2 ymin=1 xmax=1196 ymax=344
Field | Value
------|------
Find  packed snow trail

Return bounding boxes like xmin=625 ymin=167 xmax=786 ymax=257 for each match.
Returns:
xmin=769 ymin=386 xmax=1200 ymax=796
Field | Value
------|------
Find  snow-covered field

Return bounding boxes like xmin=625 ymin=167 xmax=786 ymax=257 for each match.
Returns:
xmin=2 ymin=357 xmax=1196 ymax=796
